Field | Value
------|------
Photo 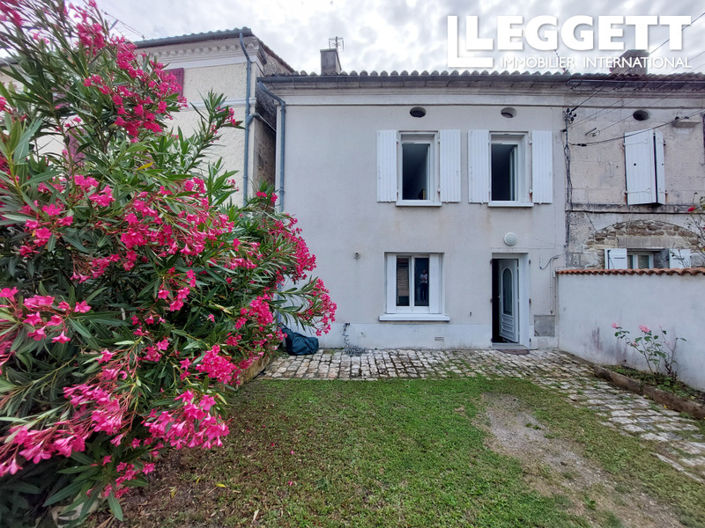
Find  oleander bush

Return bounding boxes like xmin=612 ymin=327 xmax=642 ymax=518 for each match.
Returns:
xmin=0 ymin=1 xmax=335 ymax=525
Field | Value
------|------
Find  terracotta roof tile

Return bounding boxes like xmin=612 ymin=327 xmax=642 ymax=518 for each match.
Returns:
xmin=556 ymin=268 xmax=705 ymax=276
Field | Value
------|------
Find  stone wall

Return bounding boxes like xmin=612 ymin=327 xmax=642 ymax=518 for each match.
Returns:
xmin=567 ymin=214 xmax=702 ymax=268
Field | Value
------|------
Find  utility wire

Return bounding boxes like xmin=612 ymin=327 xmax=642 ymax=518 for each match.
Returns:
xmin=101 ymin=9 xmax=146 ymax=41
xmin=650 ymin=10 xmax=705 ymax=54
xmin=569 ymin=108 xmax=704 ymax=146
xmin=569 ymin=79 xmax=676 ymax=127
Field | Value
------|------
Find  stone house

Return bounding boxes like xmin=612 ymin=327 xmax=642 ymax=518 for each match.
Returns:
xmin=564 ymin=73 xmax=705 ymax=270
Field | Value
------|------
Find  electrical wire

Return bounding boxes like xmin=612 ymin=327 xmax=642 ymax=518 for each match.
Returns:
xmin=100 ymin=9 xmax=146 ymax=41
xmin=569 ymin=108 xmax=704 ymax=146
xmin=650 ymin=10 xmax=705 ymax=55
xmin=569 ymin=79 xmax=679 ymax=127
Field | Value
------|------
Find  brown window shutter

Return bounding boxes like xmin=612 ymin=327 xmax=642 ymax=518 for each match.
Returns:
xmin=167 ymin=68 xmax=185 ymax=97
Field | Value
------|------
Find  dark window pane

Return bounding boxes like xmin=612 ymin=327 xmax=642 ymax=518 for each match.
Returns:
xmin=396 ymin=257 xmax=410 ymax=306
xmin=491 ymin=143 xmax=516 ymax=201
xmin=402 ymin=143 xmax=429 ymax=200
xmin=502 ymin=268 xmax=513 ymax=315
xmin=414 ymin=257 xmax=430 ymax=307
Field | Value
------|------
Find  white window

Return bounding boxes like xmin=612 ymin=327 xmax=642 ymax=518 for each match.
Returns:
xmin=624 ymin=129 xmax=665 ymax=205
xmin=377 ymin=130 xmax=461 ymax=204
xmin=627 ymin=251 xmax=654 ymax=269
xmin=468 ymin=129 xmax=553 ymax=204
xmin=381 ymin=254 xmax=448 ymax=321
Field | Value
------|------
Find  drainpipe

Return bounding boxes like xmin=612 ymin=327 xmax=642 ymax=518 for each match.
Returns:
xmin=258 ymin=80 xmax=286 ymax=212
xmin=239 ymin=33 xmax=252 ymax=206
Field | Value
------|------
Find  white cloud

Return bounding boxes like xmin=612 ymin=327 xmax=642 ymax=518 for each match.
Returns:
xmin=98 ymin=0 xmax=705 ymax=73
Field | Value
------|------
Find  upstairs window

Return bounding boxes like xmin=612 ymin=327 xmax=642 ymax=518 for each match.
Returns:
xmin=377 ymin=130 xmax=461 ymax=204
xmin=624 ymin=129 xmax=665 ymax=205
xmin=469 ymin=129 xmax=553 ymax=204
xmin=490 ymin=134 xmax=525 ymax=202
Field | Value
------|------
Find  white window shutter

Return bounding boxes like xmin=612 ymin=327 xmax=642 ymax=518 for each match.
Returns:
xmin=468 ymin=129 xmax=490 ymax=203
xmin=377 ymin=130 xmax=397 ymax=202
xmin=624 ymin=129 xmax=656 ymax=204
xmin=385 ymin=255 xmax=397 ymax=313
xmin=429 ymin=254 xmax=442 ymax=313
xmin=669 ymin=249 xmax=691 ymax=269
xmin=439 ymin=130 xmax=461 ymax=202
xmin=605 ymin=248 xmax=628 ymax=269
xmin=531 ymin=130 xmax=553 ymax=203
xmin=654 ymin=129 xmax=666 ymax=204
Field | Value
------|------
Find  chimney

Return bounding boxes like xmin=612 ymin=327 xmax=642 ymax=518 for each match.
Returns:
xmin=320 ymin=48 xmax=342 ymax=75
xmin=610 ymin=49 xmax=649 ymax=75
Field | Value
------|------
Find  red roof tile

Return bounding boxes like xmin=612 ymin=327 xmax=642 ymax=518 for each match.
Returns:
xmin=556 ymin=268 xmax=705 ymax=276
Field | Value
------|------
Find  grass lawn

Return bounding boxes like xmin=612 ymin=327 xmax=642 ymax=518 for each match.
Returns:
xmin=111 ymin=377 xmax=705 ymax=527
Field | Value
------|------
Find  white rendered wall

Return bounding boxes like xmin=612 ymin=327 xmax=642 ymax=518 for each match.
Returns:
xmin=557 ymin=273 xmax=705 ymax=390
xmin=277 ymin=93 xmax=568 ymax=349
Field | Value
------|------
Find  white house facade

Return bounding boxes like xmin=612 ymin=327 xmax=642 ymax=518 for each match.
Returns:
xmin=263 ymin=69 xmax=573 ymax=350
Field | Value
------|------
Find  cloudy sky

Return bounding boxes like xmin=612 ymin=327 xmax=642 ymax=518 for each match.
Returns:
xmin=99 ymin=0 xmax=705 ymax=74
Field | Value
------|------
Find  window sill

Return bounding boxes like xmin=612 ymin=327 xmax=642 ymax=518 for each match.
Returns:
xmin=379 ymin=313 xmax=450 ymax=322
xmin=395 ymin=201 xmax=442 ymax=207
xmin=487 ymin=201 xmax=534 ymax=208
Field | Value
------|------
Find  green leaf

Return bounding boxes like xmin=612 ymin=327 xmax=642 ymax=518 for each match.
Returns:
xmin=69 ymin=319 xmax=92 ymax=340
xmin=107 ymin=492 xmax=123 ymax=521
xmin=44 ymin=479 xmax=84 ymax=506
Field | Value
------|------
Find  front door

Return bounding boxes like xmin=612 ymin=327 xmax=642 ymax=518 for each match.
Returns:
xmin=498 ymin=259 xmax=519 ymax=342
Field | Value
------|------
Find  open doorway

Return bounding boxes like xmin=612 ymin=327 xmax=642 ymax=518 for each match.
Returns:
xmin=492 ymin=258 xmax=519 ymax=343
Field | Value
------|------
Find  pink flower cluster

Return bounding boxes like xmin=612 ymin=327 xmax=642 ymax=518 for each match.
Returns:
xmin=195 ymin=345 xmax=239 ymax=384
xmin=144 ymin=391 xmax=229 ymax=450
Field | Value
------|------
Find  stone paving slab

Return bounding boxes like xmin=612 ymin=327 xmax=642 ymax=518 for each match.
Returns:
xmin=260 ymin=348 xmax=705 ymax=482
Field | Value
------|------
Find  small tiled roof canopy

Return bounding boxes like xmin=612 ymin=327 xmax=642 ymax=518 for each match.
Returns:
xmin=557 ymin=268 xmax=705 ymax=276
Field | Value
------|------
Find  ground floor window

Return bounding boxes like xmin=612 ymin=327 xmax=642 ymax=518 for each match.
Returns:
xmin=627 ymin=251 xmax=654 ymax=269
xmin=384 ymin=253 xmax=443 ymax=317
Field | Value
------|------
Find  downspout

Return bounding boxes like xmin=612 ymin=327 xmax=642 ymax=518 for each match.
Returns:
xmin=239 ymin=33 xmax=252 ymax=206
xmin=258 ymin=80 xmax=286 ymax=212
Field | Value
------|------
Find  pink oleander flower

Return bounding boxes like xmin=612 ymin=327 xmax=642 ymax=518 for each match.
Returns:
xmin=639 ymin=325 xmax=651 ymax=333
xmin=0 ymin=287 xmax=18 ymax=299
xmin=73 ymin=301 xmax=91 ymax=313
xmin=42 ymin=203 xmax=63 ymax=216
xmin=52 ymin=332 xmax=71 ymax=343
xmin=611 ymin=322 xmax=618 ymax=329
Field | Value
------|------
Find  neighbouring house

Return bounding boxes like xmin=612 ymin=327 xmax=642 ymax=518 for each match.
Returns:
xmin=137 ymin=28 xmax=293 ymax=204
xmin=564 ymin=67 xmax=705 ymax=270
xmin=262 ymin=50 xmax=705 ymax=351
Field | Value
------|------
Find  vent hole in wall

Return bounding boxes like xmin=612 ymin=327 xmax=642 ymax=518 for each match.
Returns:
xmin=410 ymin=106 xmax=426 ymax=118
xmin=633 ymin=109 xmax=650 ymax=121
xmin=501 ymin=107 xmax=517 ymax=118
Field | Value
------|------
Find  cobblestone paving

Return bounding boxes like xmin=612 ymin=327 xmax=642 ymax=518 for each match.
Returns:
xmin=261 ymin=348 xmax=705 ymax=482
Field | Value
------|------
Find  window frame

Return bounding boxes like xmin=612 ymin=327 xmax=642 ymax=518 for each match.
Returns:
xmin=489 ymin=133 xmax=529 ymax=204
xmin=381 ymin=253 xmax=448 ymax=321
xmin=627 ymin=251 xmax=655 ymax=269
xmin=397 ymin=132 xmax=440 ymax=206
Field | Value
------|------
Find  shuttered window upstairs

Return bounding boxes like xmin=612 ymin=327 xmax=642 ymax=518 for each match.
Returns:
xmin=624 ymin=129 xmax=666 ymax=205
xmin=377 ymin=130 xmax=461 ymax=204
xmin=468 ymin=129 xmax=553 ymax=205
